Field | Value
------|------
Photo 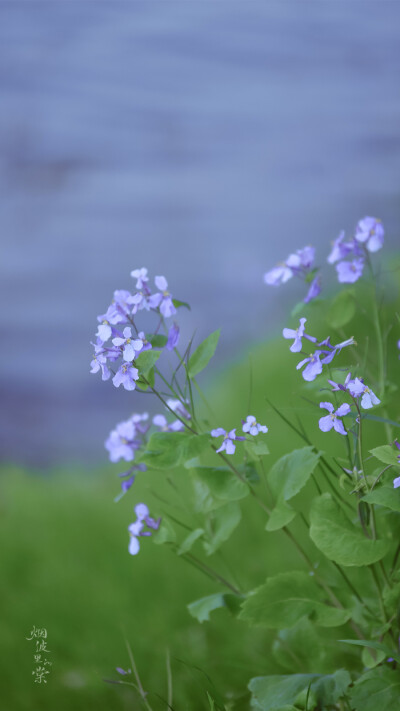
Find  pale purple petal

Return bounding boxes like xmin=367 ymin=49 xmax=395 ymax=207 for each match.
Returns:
xmin=319 ymin=402 xmax=334 ymax=413
xmin=393 ymin=476 xmax=400 ymax=489
xmin=135 ymin=503 xmax=150 ymax=519
xmin=128 ymin=536 xmax=140 ymax=555
xmin=264 ymin=265 xmax=293 ymax=286
xmin=211 ymin=428 xmax=226 ymax=438
xmin=335 ymin=403 xmax=351 ymax=417
xmin=333 ymin=418 xmax=347 ymax=435
xmin=155 ymin=275 xmax=168 ymax=291
xmin=225 ymin=439 xmax=236 ymax=455
xmin=319 ymin=415 xmax=334 ymax=432
xmin=153 ymin=414 xmax=167 ymax=428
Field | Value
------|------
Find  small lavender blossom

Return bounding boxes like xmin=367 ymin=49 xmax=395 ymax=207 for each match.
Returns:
xmin=153 ymin=414 xmax=184 ymax=432
xmin=90 ymin=348 xmax=111 ymax=381
xmin=319 ymin=402 xmax=351 ymax=435
xmin=393 ymin=477 xmax=400 ymax=489
xmin=304 ymin=276 xmax=321 ymax=304
xmin=320 ymin=336 xmax=355 ymax=365
xmin=130 ymin=412 xmax=149 ymax=434
xmin=283 ymin=317 xmax=316 ymax=353
xmin=242 ymin=416 xmax=268 ymax=436
xmin=296 ymin=351 xmax=323 ymax=381
xmin=96 ymin=317 xmax=113 ymax=343
xmin=347 ymin=377 xmax=381 ymax=409
xmin=128 ymin=503 xmax=161 ymax=556
xmin=295 ymin=245 xmax=315 ymax=269
xmin=166 ymin=323 xmax=180 ymax=351
xmin=166 ymin=398 xmax=191 ymax=420
xmin=264 ymin=246 xmax=315 ymax=287
xmin=105 ymin=290 xmax=135 ymax=324
xmin=112 ymin=362 xmax=140 ymax=391
xmin=264 ymin=263 xmax=294 ymax=286
xmin=355 ymin=217 xmax=384 ymax=253
xmin=112 ymin=327 xmax=144 ymax=362
xmin=116 ymin=667 xmax=132 ymax=676
xmin=336 ymin=258 xmax=364 ymax=284
xmin=148 ymin=276 xmax=176 ymax=318
xmin=130 ymin=267 xmax=149 ymax=289
xmin=328 ymin=372 xmax=352 ymax=392
xmin=211 ymin=428 xmax=245 ymax=455
xmin=105 ymin=419 xmax=142 ymax=463
xmin=327 ymin=231 xmax=354 ymax=264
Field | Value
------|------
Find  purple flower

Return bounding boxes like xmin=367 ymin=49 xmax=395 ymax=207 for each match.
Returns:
xmin=105 ymin=290 xmax=135 ymax=325
xmin=328 ymin=372 xmax=352 ymax=392
xmin=355 ymin=217 xmax=384 ymax=253
xmin=295 ymin=245 xmax=315 ymax=270
xmin=112 ymin=363 xmax=140 ymax=391
xmin=296 ymin=351 xmax=323 ymax=381
xmin=327 ymin=231 xmax=354 ymax=264
xmin=320 ymin=336 xmax=355 ymax=365
xmin=242 ymin=416 xmax=268 ymax=436
xmin=283 ymin=317 xmax=316 ymax=353
xmin=319 ymin=402 xmax=351 ymax=435
xmin=336 ymin=258 xmax=364 ymax=284
xmin=347 ymin=377 xmax=380 ymax=409
xmin=211 ymin=428 xmax=245 ymax=455
xmin=304 ymin=276 xmax=321 ymax=304
xmin=264 ymin=263 xmax=294 ymax=286
xmin=152 ymin=413 xmax=184 ymax=432
xmin=148 ymin=276 xmax=176 ymax=318
xmin=166 ymin=398 xmax=191 ymax=420
xmin=90 ymin=348 xmax=111 ymax=381
xmin=394 ymin=476 xmax=400 ymax=489
xmin=130 ymin=267 xmax=149 ymax=289
xmin=112 ymin=327 xmax=144 ymax=362
xmin=264 ymin=245 xmax=315 ymax=287
xmin=128 ymin=503 xmax=161 ymax=556
xmin=105 ymin=419 xmax=142 ymax=463
xmin=116 ymin=667 xmax=132 ymax=676
xmin=96 ymin=317 xmax=113 ymax=343
xmin=166 ymin=323 xmax=180 ymax=351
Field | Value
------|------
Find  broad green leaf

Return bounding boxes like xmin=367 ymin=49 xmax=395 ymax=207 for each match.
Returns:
xmin=309 ymin=494 xmax=390 ymax=566
xmin=369 ymin=445 xmax=399 ymax=466
xmin=248 ymin=670 xmax=350 ymax=711
xmin=239 ymin=571 xmax=350 ymax=628
xmin=172 ymin=298 xmax=191 ymax=311
xmin=153 ymin=519 xmax=176 ymax=545
xmin=361 ymin=645 xmax=386 ymax=669
xmin=135 ymin=349 xmax=161 ymax=376
xmin=140 ymin=432 xmax=208 ymax=470
xmin=340 ymin=639 xmax=400 ymax=665
xmin=177 ymin=528 xmax=204 ymax=555
xmin=203 ymin=501 xmax=241 ymax=555
xmin=146 ymin=334 xmax=168 ymax=347
xmin=362 ymin=486 xmax=400 ymax=512
xmin=327 ymin=288 xmax=356 ymax=329
xmin=266 ymin=447 xmax=320 ymax=531
xmin=245 ymin=439 xmax=270 ymax=461
xmin=272 ymin=619 xmax=331 ymax=673
xmin=192 ymin=467 xmax=249 ymax=513
xmin=349 ymin=667 xmax=400 ymax=711
xmin=187 ymin=592 xmax=241 ymax=623
xmin=266 ymin=501 xmax=296 ymax=532
xmin=188 ymin=330 xmax=220 ymax=378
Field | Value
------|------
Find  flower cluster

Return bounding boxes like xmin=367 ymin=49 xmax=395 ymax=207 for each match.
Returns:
xmin=328 ymin=374 xmax=380 ymax=410
xmin=328 ymin=217 xmax=384 ymax=283
xmin=263 ymin=245 xmax=320 ymax=303
xmin=283 ymin=317 xmax=354 ymax=382
xmin=90 ymin=268 xmax=180 ymax=391
xmin=128 ymin=503 xmax=161 ymax=556
xmin=211 ymin=415 xmax=268 ymax=455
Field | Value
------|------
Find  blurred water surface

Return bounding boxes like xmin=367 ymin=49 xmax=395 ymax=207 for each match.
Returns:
xmin=1 ymin=3 xmax=400 ymax=464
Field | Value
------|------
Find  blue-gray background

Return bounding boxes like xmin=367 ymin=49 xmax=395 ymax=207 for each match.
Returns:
xmin=1 ymin=3 xmax=399 ymax=465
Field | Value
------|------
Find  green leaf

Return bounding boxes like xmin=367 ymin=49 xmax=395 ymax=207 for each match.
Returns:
xmin=239 ymin=571 xmax=350 ymax=629
xmin=153 ymin=519 xmax=176 ymax=545
xmin=340 ymin=639 xmax=400 ymax=665
xmin=146 ymin=334 xmax=168 ymax=347
xmin=245 ymin=439 xmax=270 ymax=461
xmin=266 ymin=447 xmax=320 ymax=531
xmin=349 ymin=668 xmax=400 ymax=711
xmin=361 ymin=645 xmax=386 ymax=669
xmin=140 ymin=432 xmax=209 ymax=470
xmin=272 ymin=619 xmax=328 ymax=674
xmin=188 ymin=330 xmax=220 ymax=378
xmin=369 ymin=445 xmax=399 ymax=466
xmin=187 ymin=592 xmax=239 ymax=623
xmin=362 ymin=486 xmax=400 ymax=513
xmin=172 ymin=298 xmax=191 ymax=311
xmin=248 ymin=670 xmax=351 ymax=711
xmin=135 ymin=349 xmax=161 ymax=376
xmin=309 ymin=493 xmax=390 ymax=566
xmin=177 ymin=528 xmax=204 ymax=555
xmin=192 ymin=467 xmax=249 ymax=513
xmin=203 ymin=501 xmax=242 ymax=555
xmin=327 ymin=289 xmax=356 ymax=329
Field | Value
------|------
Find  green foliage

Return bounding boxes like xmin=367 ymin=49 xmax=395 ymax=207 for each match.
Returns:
xmin=191 ymin=466 xmax=249 ymax=512
xmin=248 ymin=670 xmax=351 ymax=710
xmin=188 ymin=330 xmax=220 ymax=378
xmin=349 ymin=667 xmax=400 ymax=711
xmin=327 ymin=288 xmax=356 ymax=328
xmin=187 ymin=592 xmax=242 ymax=623
xmin=266 ymin=447 xmax=320 ymax=531
xmin=178 ymin=528 xmax=204 ymax=555
xmin=362 ymin=485 xmax=400 ymax=512
xmin=203 ymin=501 xmax=242 ymax=555
xmin=146 ymin=333 xmax=168 ymax=347
xmin=309 ymin=493 xmax=390 ymax=566
xmin=369 ymin=444 xmax=400 ymax=466
xmin=140 ymin=431 xmax=210 ymax=469
xmin=239 ymin=571 xmax=350 ymax=628
xmin=245 ymin=439 xmax=270 ymax=461
xmin=135 ymin=348 xmax=161 ymax=376
xmin=172 ymin=298 xmax=191 ymax=310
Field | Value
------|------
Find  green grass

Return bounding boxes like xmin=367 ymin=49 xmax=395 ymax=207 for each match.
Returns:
xmin=2 ymin=296 xmax=399 ymax=710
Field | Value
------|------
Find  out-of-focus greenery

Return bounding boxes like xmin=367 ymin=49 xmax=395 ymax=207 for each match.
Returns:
xmin=2 ymin=287 xmax=399 ymax=710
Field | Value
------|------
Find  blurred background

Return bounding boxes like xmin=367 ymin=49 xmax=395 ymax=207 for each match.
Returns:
xmin=1 ymin=2 xmax=400 ymax=466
